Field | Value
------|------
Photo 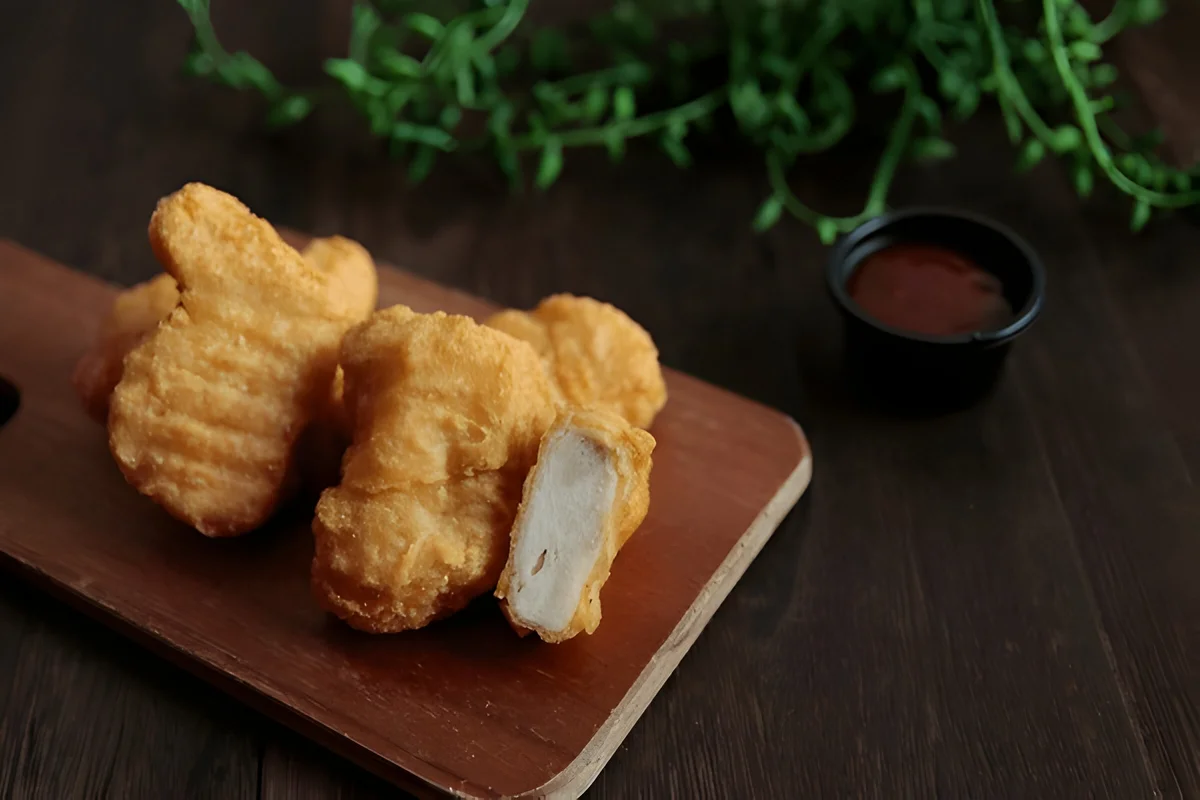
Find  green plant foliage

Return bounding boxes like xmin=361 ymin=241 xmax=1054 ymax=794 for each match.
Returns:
xmin=175 ymin=0 xmax=1196 ymax=238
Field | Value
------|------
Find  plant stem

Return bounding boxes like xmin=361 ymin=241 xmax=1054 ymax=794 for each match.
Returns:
xmin=1042 ymin=0 xmax=1200 ymax=207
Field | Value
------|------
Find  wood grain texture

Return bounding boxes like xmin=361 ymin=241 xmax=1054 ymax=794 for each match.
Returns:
xmin=1 ymin=0 xmax=1199 ymax=797
xmin=0 ymin=239 xmax=812 ymax=798
xmin=894 ymin=122 xmax=1200 ymax=799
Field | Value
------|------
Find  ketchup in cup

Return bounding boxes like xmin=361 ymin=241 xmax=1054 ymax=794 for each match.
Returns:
xmin=826 ymin=209 xmax=1045 ymax=412
xmin=847 ymin=244 xmax=1013 ymax=337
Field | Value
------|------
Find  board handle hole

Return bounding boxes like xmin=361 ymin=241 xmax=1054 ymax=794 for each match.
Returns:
xmin=0 ymin=375 xmax=20 ymax=428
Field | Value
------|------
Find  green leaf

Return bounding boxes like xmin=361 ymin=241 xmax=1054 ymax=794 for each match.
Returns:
xmin=473 ymin=51 xmax=497 ymax=82
xmin=730 ymin=81 xmax=769 ymax=129
xmin=953 ymin=84 xmax=980 ymax=120
xmin=1130 ymin=0 xmax=1166 ymax=25
xmin=816 ymin=218 xmax=840 ymax=245
xmin=455 ymin=68 xmax=476 ymax=107
xmin=439 ymin=105 xmax=462 ymax=130
xmin=366 ymin=98 xmax=391 ymax=136
xmin=776 ymin=93 xmax=810 ymax=134
xmin=349 ymin=2 xmax=381 ymax=65
xmin=613 ymin=86 xmax=636 ymax=121
xmin=661 ymin=133 xmax=691 ymax=168
xmin=392 ymin=122 xmax=457 ymax=151
xmin=910 ymin=137 xmax=956 ymax=161
xmin=1001 ymin=106 xmax=1023 ymax=143
xmin=1152 ymin=166 xmax=1171 ymax=191
xmin=376 ymin=50 xmax=422 ymax=78
xmin=385 ymin=85 xmax=412 ymax=115
xmin=752 ymin=195 xmax=784 ymax=232
xmin=488 ymin=101 xmax=514 ymax=137
xmin=582 ymin=85 xmax=608 ymax=123
xmin=871 ymin=65 xmax=908 ymax=93
xmin=1016 ymin=139 xmax=1046 ymax=171
xmin=915 ymin=95 xmax=942 ymax=132
xmin=666 ymin=115 xmax=687 ymax=142
xmin=1050 ymin=125 xmax=1082 ymax=153
xmin=536 ymin=138 xmax=564 ymax=188
xmin=183 ymin=47 xmax=215 ymax=77
xmin=1130 ymin=199 xmax=1152 ymax=232
xmin=1073 ymin=164 xmax=1094 ymax=197
xmin=1091 ymin=64 xmax=1119 ymax=86
xmin=605 ymin=129 xmax=626 ymax=162
xmin=219 ymin=52 xmax=279 ymax=95
xmin=266 ymin=94 xmax=313 ymax=127
xmin=1023 ymin=40 xmax=1047 ymax=63
xmin=407 ymin=144 xmax=437 ymax=184
xmin=1069 ymin=41 xmax=1103 ymax=62
xmin=1065 ymin=5 xmax=1092 ymax=37
xmin=939 ymin=70 xmax=964 ymax=100
xmin=403 ymin=12 xmax=444 ymax=40
xmin=1123 ymin=154 xmax=1154 ymax=183
xmin=325 ymin=58 xmax=369 ymax=92
xmin=762 ymin=53 xmax=795 ymax=81
xmin=1172 ymin=172 xmax=1192 ymax=192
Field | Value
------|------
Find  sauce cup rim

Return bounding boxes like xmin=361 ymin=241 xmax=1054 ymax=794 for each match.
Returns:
xmin=826 ymin=207 xmax=1047 ymax=346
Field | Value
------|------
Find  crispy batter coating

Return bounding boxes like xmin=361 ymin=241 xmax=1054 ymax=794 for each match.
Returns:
xmin=301 ymin=235 xmax=378 ymax=323
xmin=312 ymin=305 xmax=559 ymax=633
xmin=73 ymin=236 xmax=377 ymax=430
xmin=291 ymin=236 xmax=379 ymax=492
xmin=108 ymin=183 xmax=370 ymax=537
xmin=72 ymin=273 xmax=180 ymax=423
xmin=495 ymin=409 xmax=654 ymax=642
xmin=485 ymin=294 xmax=667 ymax=429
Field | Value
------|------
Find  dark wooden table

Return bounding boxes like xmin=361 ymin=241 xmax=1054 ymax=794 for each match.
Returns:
xmin=2 ymin=2 xmax=1198 ymax=798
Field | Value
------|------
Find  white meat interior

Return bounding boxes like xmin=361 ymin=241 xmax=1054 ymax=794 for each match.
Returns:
xmin=507 ymin=429 xmax=617 ymax=632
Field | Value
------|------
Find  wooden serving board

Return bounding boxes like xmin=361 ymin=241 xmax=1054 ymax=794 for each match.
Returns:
xmin=0 ymin=237 xmax=812 ymax=799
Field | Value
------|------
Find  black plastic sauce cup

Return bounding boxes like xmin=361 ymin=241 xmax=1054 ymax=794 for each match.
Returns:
xmin=826 ymin=208 xmax=1046 ymax=413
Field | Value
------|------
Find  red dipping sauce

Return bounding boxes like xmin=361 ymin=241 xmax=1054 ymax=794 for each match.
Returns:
xmin=847 ymin=244 xmax=1012 ymax=337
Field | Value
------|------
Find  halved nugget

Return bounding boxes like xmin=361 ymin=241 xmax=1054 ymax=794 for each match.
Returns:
xmin=495 ymin=408 xmax=655 ymax=642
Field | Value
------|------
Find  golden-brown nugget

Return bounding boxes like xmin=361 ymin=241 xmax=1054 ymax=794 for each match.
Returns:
xmin=486 ymin=294 xmax=668 ymax=429
xmin=312 ymin=305 xmax=559 ymax=633
xmin=495 ymin=408 xmax=654 ymax=643
xmin=108 ymin=183 xmax=369 ymax=537
xmin=72 ymin=273 xmax=180 ymax=423
xmin=73 ymin=237 xmax=377 ymax=430
xmin=301 ymin=235 xmax=378 ymax=323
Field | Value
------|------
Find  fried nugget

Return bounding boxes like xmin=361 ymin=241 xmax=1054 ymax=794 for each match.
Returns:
xmin=495 ymin=409 xmax=654 ymax=642
xmin=108 ymin=183 xmax=370 ymax=537
xmin=485 ymin=294 xmax=667 ymax=429
xmin=73 ymin=236 xmax=377 ymax=431
xmin=301 ymin=235 xmax=378 ymax=323
xmin=312 ymin=305 xmax=559 ymax=633
xmin=72 ymin=273 xmax=180 ymax=423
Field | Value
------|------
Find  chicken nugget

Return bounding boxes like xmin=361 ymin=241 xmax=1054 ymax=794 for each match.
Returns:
xmin=108 ymin=183 xmax=370 ymax=537
xmin=495 ymin=409 xmax=654 ymax=642
xmin=72 ymin=273 xmax=180 ymax=423
xmin=73 ymin=236 xmax=377 ymax=431
xmin=290 ymin=236 xmax=379 ymax=491
xmin=312 ymin=305 xmax=559 ymax=633
xmin=486 ymin=294 xmax=667 ymax=429
xmin=301 ymin=235 xmax=378 ymax=323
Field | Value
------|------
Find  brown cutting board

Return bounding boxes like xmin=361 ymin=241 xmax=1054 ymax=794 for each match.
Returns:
xmin=0 ymin=237 xmax=812 ymax=799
